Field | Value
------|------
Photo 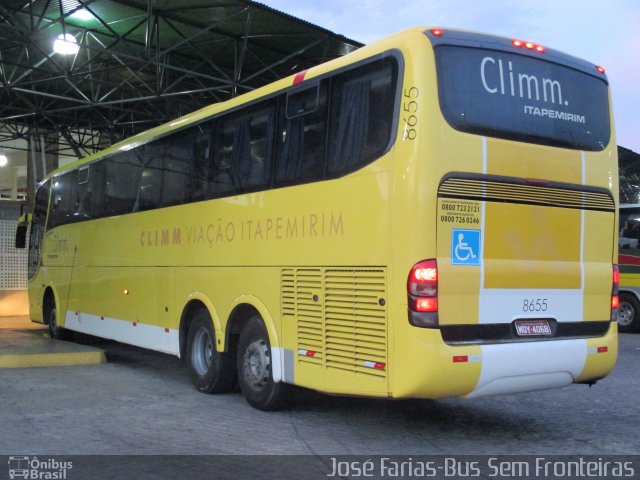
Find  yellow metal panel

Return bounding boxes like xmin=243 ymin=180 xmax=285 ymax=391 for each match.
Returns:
xmin=575 ymin=326 xmax=617 ymax=383
xmin=484 ymin=202 xmax=581 ymax=289
xmin=486 ymin=138 xmax=581 ymax=183
xmin=583 ymin=210 xmax=616 ymax=320
xmin=389 ymin=314 xmax=481 ymax=398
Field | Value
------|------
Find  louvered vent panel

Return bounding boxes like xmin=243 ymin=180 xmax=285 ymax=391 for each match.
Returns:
xmin=324 ymin=269 xmax=387 ymax=378
xmin=282 ymin=268 xmax=324 ymax=366
xmin=439 ymin=177 xmax=615 ymax=212
xmin=281 ymin=268 xmax=296 ymax=319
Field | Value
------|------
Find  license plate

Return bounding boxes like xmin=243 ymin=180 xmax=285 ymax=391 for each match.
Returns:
xmin=514 ymin=319 xmax=552 ymax=336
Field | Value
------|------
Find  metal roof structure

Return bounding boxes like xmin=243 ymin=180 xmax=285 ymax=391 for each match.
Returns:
xmin=0 ymin=0 xmax=362 ymax=161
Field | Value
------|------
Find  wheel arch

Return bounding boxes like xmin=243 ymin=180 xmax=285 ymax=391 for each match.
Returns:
xmin=225 ymin=295 xmax=279 ymax=352
xmin=178 ymin=293 xmax=279 ymax=364
xmin=178 ymin=293 xmax=223 ymax=360
xmin=619 ymin=287 xmax=640 ymax=302
xmin=42 ymin=285 xmax=58 ymax=326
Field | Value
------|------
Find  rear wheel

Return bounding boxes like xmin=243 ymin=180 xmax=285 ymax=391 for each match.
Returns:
xmin=237 ymin=316 xmax=288 ymax=411
xmin=186 ymin=310 xmax=236 ymax=393
xmin=618 ymin=293 xmax=640 ymax=333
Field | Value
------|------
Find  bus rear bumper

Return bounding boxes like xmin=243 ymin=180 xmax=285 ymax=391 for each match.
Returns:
xmin=391 ymin=321 xmax=617 ymax=399
xmin=465 ymin=339 xmax=588 ymax=398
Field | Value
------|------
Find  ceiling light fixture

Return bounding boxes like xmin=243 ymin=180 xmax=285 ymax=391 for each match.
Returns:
xmin=71 ymin=9 xmax=94 ymax=22
xmin=53 ymin=33 xmax=79 ymax=55
xmin=0 ymin=155 xmax=8 ymax=167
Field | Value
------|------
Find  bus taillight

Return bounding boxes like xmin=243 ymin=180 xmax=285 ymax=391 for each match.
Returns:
xmin=512 ymin=38 xmax=545 ymax=53
xmin=612 ymin=264 xmax=620 ymax=315
xmin=408 ymin=260 xmax=439 ymax=327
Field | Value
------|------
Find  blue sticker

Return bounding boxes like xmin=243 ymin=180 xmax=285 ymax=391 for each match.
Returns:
xmin=451 ymin=229 xmax=481 ymax=266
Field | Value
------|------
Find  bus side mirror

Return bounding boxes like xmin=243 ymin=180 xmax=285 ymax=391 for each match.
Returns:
xmin=15 ymin=213 xmax=30 ymax=249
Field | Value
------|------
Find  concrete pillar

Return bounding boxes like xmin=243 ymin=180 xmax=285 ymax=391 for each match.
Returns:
xmin=10 ymin=167 xmax=18 ymax=201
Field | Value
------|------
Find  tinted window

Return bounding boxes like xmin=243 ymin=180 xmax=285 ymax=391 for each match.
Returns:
xmin=327 ymin=57 xmax=398 ymax=175
xmin=45 ymin=54 xmax=400 ymax=228
xmin=86 ymin=162 xmax=107 ymax=218
xmin=276 ymin=83 xmax=328 ymax=185
xmin=435 ymin=46 xmax=610 ymax=151
xmin=104 ymin=150 xmax=144 ymax=216
xmin=211 ymin=101 xmax=274 ymax=196
xmin=49 ymin=171 xmax=78 ymax=228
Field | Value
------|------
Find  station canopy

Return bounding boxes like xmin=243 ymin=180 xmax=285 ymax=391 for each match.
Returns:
xmin=0 ymin=0 xmax=363 ymax=158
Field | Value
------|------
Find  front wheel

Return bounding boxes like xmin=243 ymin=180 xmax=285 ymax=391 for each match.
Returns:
xmin=186 ymin=310 xmax=236 ymax=393
xmin=237 ymin=316 xmax=288 ymax=411
xmin=618 ymin=293 xmax=640 ymax=333
xmin=47 ymin=303 xmax=71 ymax=340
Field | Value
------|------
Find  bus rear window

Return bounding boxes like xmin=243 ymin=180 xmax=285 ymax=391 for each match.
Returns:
xmin=435 ymin=46 xmax=611 ymax=151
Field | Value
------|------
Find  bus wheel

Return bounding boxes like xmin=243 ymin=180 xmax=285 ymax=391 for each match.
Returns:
xmin=186 ymin=310 xmax=236 ymax=393
xmin=237 ymin=316 xmax=288 ymax=411
xmin=47 ymin=302 xmax=71 ymax=340
xmin=618 ymin=293 xmax=640 ymax=333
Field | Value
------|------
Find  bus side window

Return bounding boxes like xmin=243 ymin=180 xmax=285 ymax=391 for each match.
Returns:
xmin=210 ymin=101 xmax=274 ymax=197
xmin=135 ymin=142 xmax=162 ymax=211
xmin=210 ymin=121 xmax=235 ymax=197
xmin=238 ymin=105 xmax=274 ymax=190
xmin=160 ymin=128 xmax=198 ymax=207
xmin=327 ymin=58 xmax=397 ymax=175
xmin=104 ymin=151 xmax=143 ymax=215
xmin=49 ymin=171 xmax=77 ymax=228
xmin=88 ymin=162 xmax=106 ymax=218
xmin=75 ymin=167 xmax=91 ymax=218
xmin=191 ymin=123 xmax=213 ymax=202
xmin=276 ymin=82 xmax=327 ymax=185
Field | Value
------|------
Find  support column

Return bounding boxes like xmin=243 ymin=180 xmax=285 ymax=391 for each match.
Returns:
xmin=10 ymin=167 xmax=18 ymax=201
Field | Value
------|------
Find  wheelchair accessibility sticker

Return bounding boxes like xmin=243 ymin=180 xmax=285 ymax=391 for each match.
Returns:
xmin=451 ymin=229 xmax=481 ymax=266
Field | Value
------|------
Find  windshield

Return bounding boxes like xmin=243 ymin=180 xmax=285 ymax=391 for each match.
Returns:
xmin=435 ymin=45 xmax=611 ymax=151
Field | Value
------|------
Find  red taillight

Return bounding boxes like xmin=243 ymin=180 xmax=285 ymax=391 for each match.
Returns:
xmin=596 ymin=65 xmax=606 ymax=74
xmin=408 ymin=260 xmax=439 ymax=325
xmin=416 ymin=297 xmax=438 ymax=313
xmin=431 ymin=29 xmax=444 ymax=37
xmin=513 ymin=38 xmax=545 ymax=54
xmin=612 ymin=295 xmax=620 ymax=309
xmin=612 ymin=264 xmax=620 ymax=311
xmin=408 ymin=259 xmax=438 ymax=297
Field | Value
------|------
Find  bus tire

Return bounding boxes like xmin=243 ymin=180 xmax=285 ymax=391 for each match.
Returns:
xmin=618 ymin=293 xmax=640 ymax=333
xmin=186 ymin=310 xmax=236 ymax=393
xmin=46 ymin=299 xmax=71 ymax=341
xmin=237 ymin=316 xmax=288 ymax=411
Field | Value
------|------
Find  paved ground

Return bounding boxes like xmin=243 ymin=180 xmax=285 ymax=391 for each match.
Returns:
xmin=0 ymin=327 xmax=638 ymax=456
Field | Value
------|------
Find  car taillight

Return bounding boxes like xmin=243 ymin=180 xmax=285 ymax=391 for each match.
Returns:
xmin=408 ymin=260 xmax=439 ymax=327
xmin=612 ymin=264 xmax=619 ymax=319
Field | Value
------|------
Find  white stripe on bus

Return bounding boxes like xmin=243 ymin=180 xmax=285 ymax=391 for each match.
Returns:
xmin=64 ymin=311 xmax=179 ymax=356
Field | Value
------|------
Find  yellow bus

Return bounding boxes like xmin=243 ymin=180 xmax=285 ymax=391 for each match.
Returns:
xmin=17 ymin=27 xmax=618 ymax=410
